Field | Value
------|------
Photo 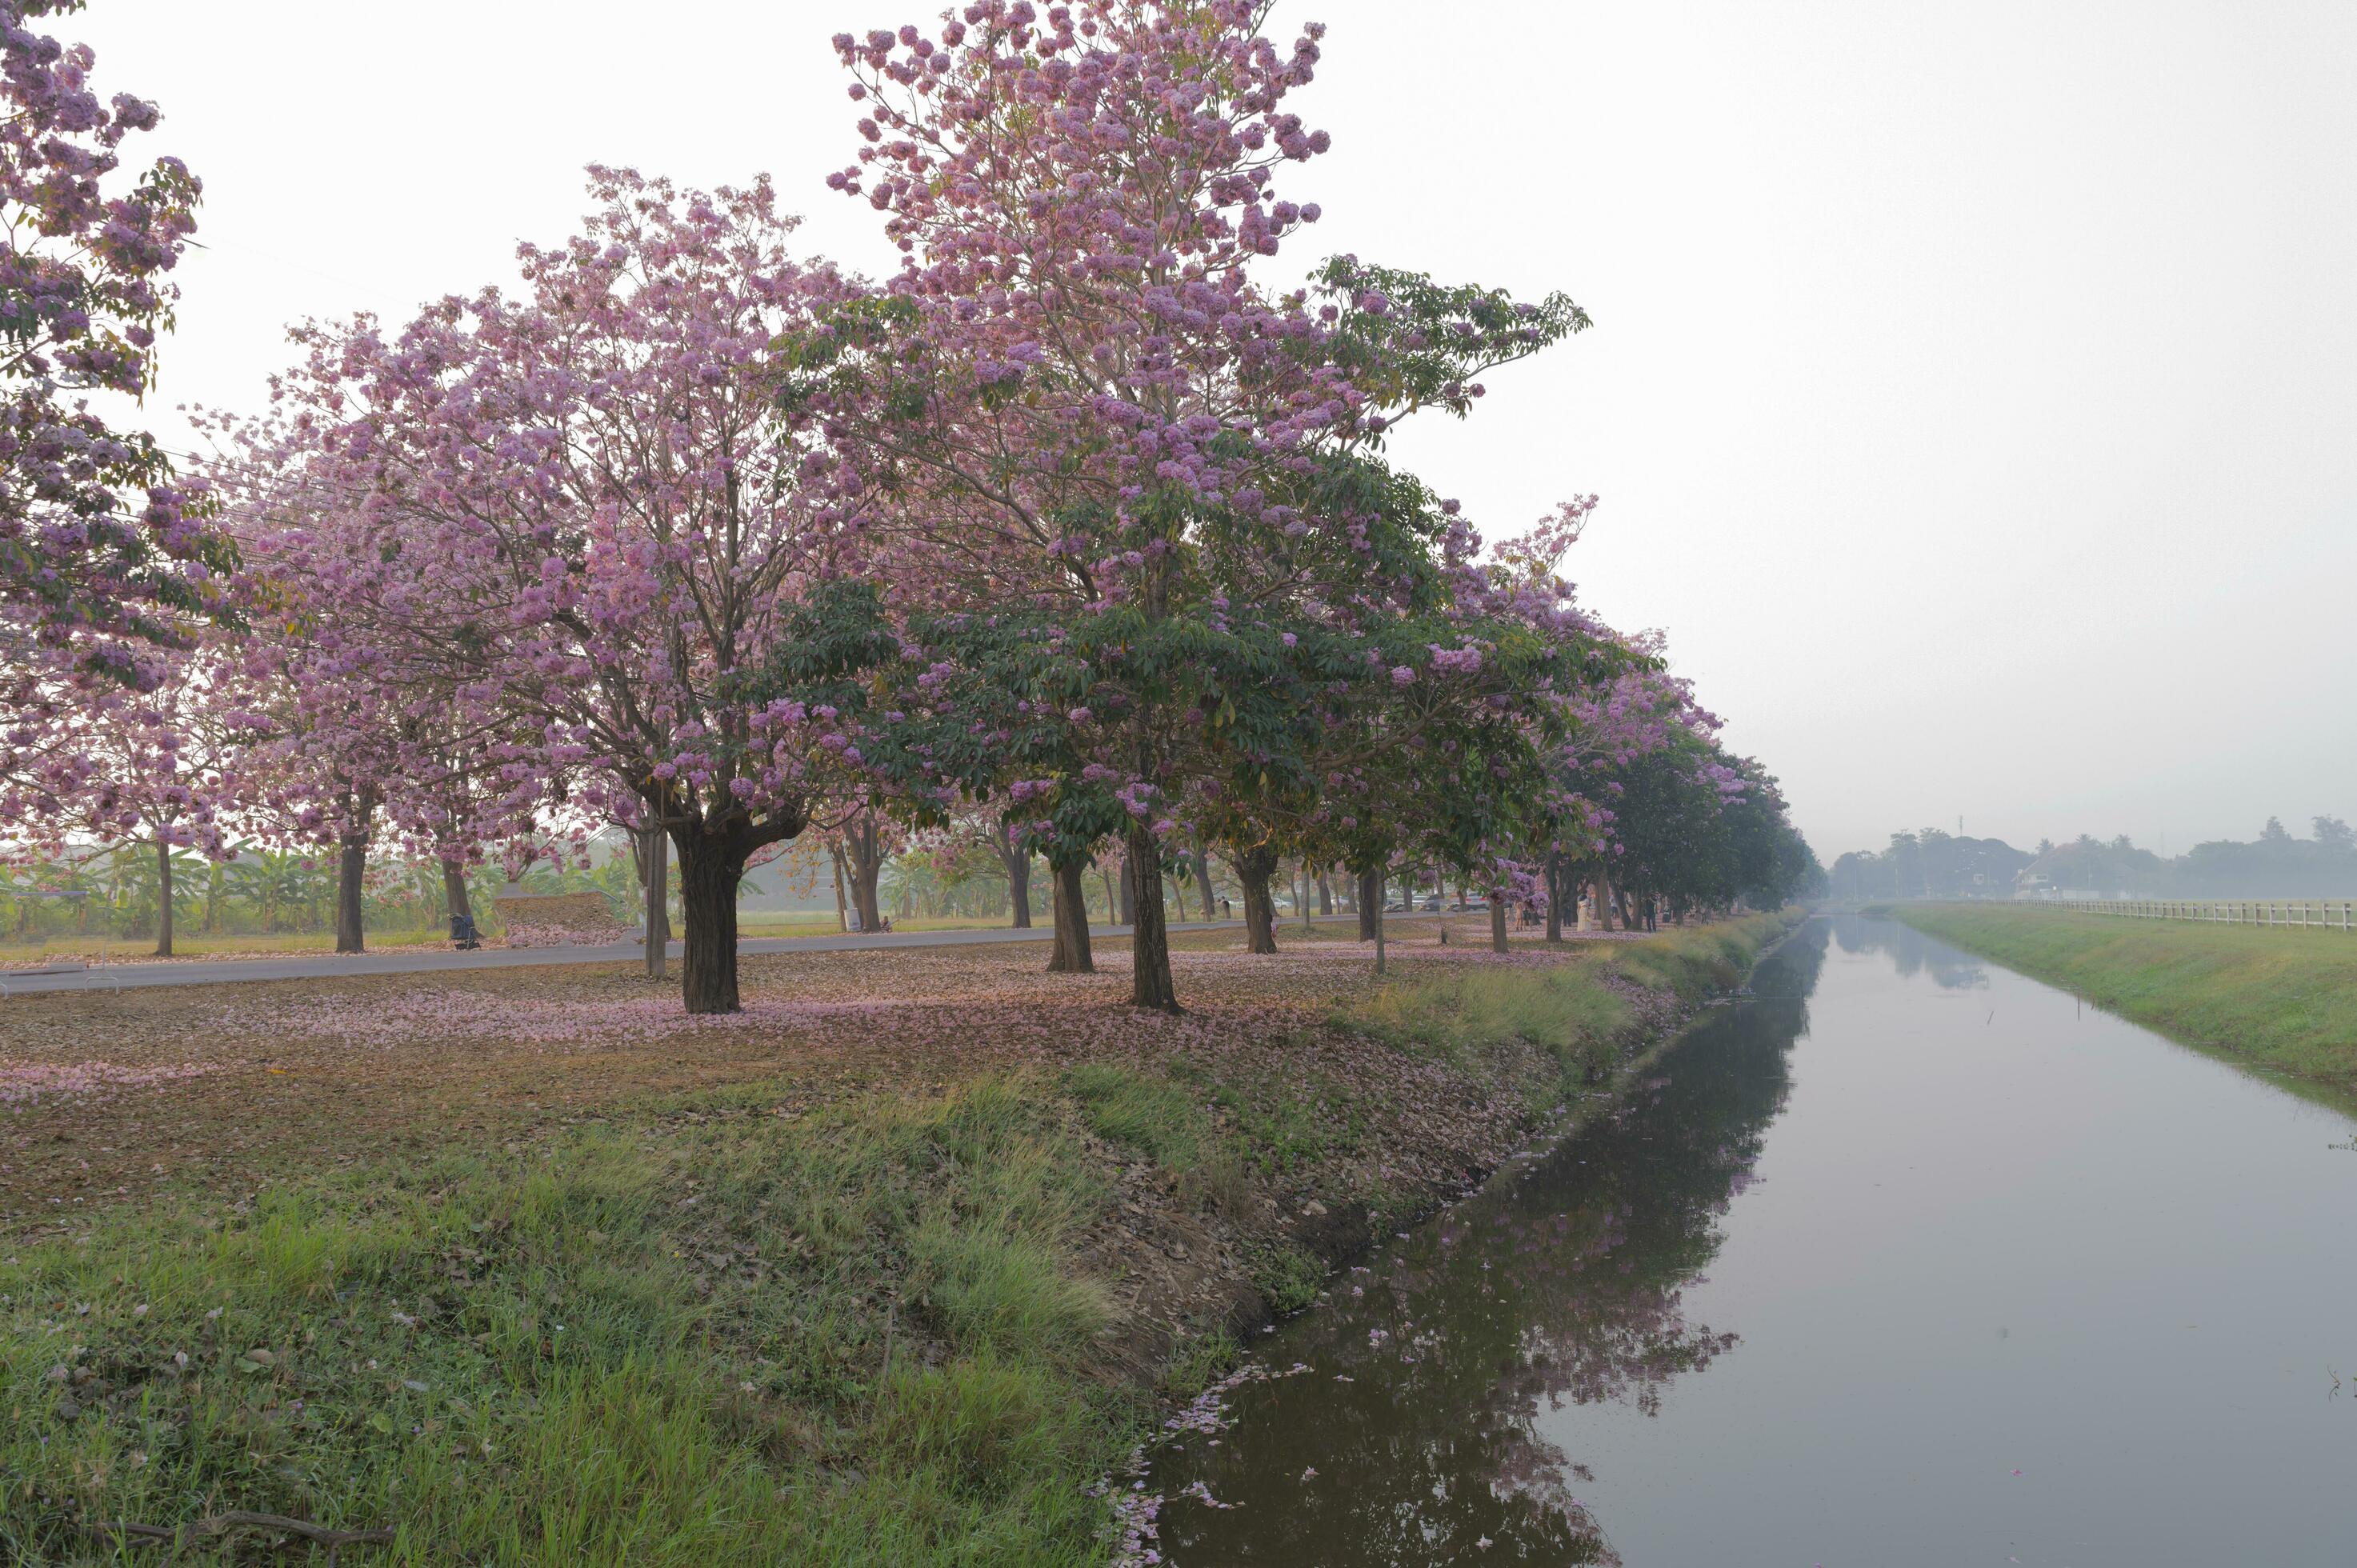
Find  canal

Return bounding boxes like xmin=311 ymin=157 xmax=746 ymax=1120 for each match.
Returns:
xmin=1147 ymin=914 xmax=2357 ymax=1565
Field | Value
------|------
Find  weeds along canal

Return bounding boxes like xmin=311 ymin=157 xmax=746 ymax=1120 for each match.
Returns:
xmin=1142 ymin=914 xmax=2357 ymax=1566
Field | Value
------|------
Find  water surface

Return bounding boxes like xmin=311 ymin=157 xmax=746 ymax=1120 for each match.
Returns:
xmin=1151 ymin=915 xmax=2357 ymax=1565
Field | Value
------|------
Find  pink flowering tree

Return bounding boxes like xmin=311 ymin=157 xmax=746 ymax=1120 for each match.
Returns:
xmin=1470 ymin=498 xmax=1667 ymax=940
xmin=1 ymin=0 xmax=226 ymax=838
xmin=1536 ymin=656 xmax=1693 ymax=932
xmin=0 ymin=0 xmax=216 ymax=671
xmin=377 ymin=690 xmax=550 ymax=935
xmin=1263 ymin=496 xmax=1635 ymax=962
xmin=1495 ymin=502 xmax=1730 ymax=934
xmin=6 ymin=637 xmax=252 ymax=953
xmin=230 ymin=171 xmax=874 ymax=1010
xmin=792 ymin=3 xmax=1591 ymax=1008
xmin=209 ymin=422 xmax=553 ymax=954
xmin=226 ymin=590 xmax=411 ymax=954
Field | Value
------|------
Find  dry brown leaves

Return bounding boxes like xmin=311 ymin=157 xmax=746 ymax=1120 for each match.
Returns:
xmin=0 ymin=923 xmax=1607 ymax=1241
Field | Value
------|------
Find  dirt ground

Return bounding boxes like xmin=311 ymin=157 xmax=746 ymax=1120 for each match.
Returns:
xmin=1 ymin=921 xmax=1613 ymax=1242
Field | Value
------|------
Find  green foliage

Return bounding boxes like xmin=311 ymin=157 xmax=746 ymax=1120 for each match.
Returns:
xmin=1310 ymin=256 xmax=1591 ymax=426
xmin=0 ymin=843 xmax=533 ymax=949
xmin=1579 ymin=745 xmax=1820 ymax=916
xmin=1247 ymin=1246 xmax=1324 ymax=1318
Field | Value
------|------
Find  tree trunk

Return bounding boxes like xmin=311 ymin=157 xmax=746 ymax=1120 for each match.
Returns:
xmin=830 ymin=843 xmax=850 ymax=932
xmin=443 ymin=861 xmax=473 ymax=925
xmin=1048 ymin=857 xmax=1094 ymax=973
xmin=1317 ymin=874 xmax=1333 ymax=918
xmin=335 ymin=834 xmax=366 ymax=954
xmin=1357 ymin=866 xmax=1383 ymax=941
xmin=204 ymin=859 xmax=222 ymax=934
xmin=853 ymin=873 xmax=881 ymax=931
xmin=674 ymin=828 xmax=746 ymax=1014
xmin=845 ymin=814 xmax=886 ymax=933
xmin=639 ymin=827 xmax=670 ymax=979
xmin=1126 ymin=826 xmax=1178 ymax=1011
xmin=154 ymin=838 xmax=174 ymax=958
xmin=1116 ymin=852 xmax=1137 ymax=926
xmin=1593 ymin=875 xmax=1617 ymax=932
xmin=1005 ymin=849 xmax=1033 ymax=929
xmin=1237 ymin=846 xmax=1279 ymax=954
xmin=1490 ymin=893 xmax=1510 ymax=954
xmin=1099 ymin=861 xmax=1119 ymax=922
xmin=996 ymin=816 xmax=1034 ymax=930
xmin=1192 ymin=841 xmax=1215 ymax=921
xmin=1545 ymin=854 xmax=1565 ymax=942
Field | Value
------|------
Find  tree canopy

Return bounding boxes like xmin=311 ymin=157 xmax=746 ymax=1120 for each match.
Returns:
xmin=2 ymin=0 xmax=1819 ymax=1010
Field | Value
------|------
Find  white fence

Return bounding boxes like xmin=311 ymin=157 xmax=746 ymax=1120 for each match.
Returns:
xmin=2029 ymin=898 xmax=2356 ymax=931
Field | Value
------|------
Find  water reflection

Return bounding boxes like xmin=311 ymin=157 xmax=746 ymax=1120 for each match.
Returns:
xmin=1154 ymin=930 xmax=1828 ymax=1565
xmin=1834 ymin=910 xmax=1990 ymax=989
xmin=1156 ymin=918 xmax=2357 ymax=1564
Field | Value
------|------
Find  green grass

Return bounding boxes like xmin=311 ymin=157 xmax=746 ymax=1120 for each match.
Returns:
xmin=1893 ymin=904 xmax=2357 ymax=1083
xmin=1340 ymin=913 xmax=1792 ymax=1104
xmin=1347 ymin=955 xmax=1629 ymax=1070
xmin=0 ymin=930 xmax=468 ymax=962
xmin=1603 ymin=922 xmax=1764 ymax=997
xmin=1152 ymin=1329 xmax=1242 ymax=1402
xmin=2 ymin=1077 xmax=1131 ymax=1566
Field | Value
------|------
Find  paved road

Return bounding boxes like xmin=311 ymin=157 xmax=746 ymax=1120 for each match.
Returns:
xmin=0 ymin=918 xmax=1269 ymax=996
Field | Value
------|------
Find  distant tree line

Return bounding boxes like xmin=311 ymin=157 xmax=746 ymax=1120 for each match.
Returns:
xmin=1831 ymin=817 xmax=2355 ymax=900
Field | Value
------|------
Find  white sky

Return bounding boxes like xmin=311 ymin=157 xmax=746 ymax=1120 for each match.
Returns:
xmin=72 ymin=0 xmax=2357 ymax=862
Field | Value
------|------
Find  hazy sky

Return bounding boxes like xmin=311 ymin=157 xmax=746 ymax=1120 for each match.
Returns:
xmin=71 ymin=1 xmax=2357 ymax=861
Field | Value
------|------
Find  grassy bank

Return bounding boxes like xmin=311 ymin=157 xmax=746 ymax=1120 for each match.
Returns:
xmin=2 ymin=913 xmax=1793 ymax=1566
xmin=1892 ymin=904 xmax=2357 ymax=1082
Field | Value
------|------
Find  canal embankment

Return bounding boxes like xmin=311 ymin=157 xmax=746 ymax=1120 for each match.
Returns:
xmin=1 ymin=911 xmax=1797 ymax=1566
xmin=1891 ymin=902 xmax=2357 ymax=1084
